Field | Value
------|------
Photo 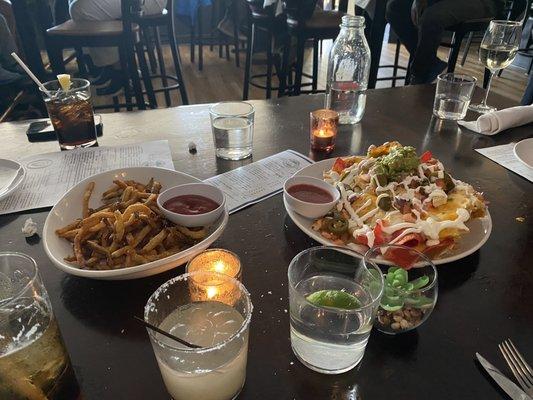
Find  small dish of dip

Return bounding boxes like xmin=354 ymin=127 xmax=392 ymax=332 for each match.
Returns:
xmin=158 ymin=183 xmax=226 ymax=227
xmin=283 ymin=176 xmax=339 ymax=219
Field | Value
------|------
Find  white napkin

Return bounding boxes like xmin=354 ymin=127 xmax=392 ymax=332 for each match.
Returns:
xmin=458 ymin=105 xmax=533 ymax=135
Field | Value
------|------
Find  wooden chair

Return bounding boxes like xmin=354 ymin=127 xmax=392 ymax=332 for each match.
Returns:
xmin=123 ymin=0 xmax=189 ymax=106
xmin=281 ymin=0 xmax=345 ymax=96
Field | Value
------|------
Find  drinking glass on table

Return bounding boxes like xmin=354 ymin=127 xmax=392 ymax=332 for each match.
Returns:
xmin=288 ymin=246 xmax=384 ymax=374
xmin=469 ymin=20 xmax=522 ymax=114
xmin=0 ymin=252 xmax=80 ymax=400
xmin=209 ymin=101 xmax=254 ymax=160
xmin=40 ymin=78 xmax=98 ymax=150
xmin=144 ymin=271 xmax=252 ymax=400
xmin=433 ymin=73 xmax=476 ymax=120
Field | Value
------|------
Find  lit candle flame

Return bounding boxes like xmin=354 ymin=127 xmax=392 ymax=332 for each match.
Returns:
xmin=213 ymin=260 xmax=226 ymax=273
xmin=207 ymin=286 xmax=218 ymax=299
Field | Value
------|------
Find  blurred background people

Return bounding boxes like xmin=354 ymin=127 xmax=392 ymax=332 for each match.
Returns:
xmin=68 ymin=0 xmax=166 ymax=94
xmin=386 ymin=0 xmax=504 ymax=84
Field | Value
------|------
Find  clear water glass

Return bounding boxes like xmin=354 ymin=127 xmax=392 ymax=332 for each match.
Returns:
xmin=210 ymin=102 xmax=254 ymax=160
xmin=0 ymin=252 xmax=79 ymax=399
xmin=144 ymin=271 xmax=252 ymax=400
xmin=288 ymin=246 xmax=384 ymax=374
xmin=433 ymin=73 xmax=476 ymax=120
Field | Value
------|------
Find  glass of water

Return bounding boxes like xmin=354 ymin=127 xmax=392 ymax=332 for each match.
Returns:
xmin=210 ymin=101 xmax=254 ymax=160
xmin=433 ymin=73 xmax=476 ymax=121
xmin=288 ymin=246 xmax=384 ymax=374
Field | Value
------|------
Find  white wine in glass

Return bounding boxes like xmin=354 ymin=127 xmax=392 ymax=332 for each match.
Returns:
xmin=469 ymin=20 xmax=522 ymax=114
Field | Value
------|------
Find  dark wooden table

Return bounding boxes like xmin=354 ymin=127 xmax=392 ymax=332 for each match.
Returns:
xmin=1 ymin=85 xmax=532 ymax=400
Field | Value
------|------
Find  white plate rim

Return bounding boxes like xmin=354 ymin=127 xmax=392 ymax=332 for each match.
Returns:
xmin=513 ymin=138 xmax=533 ymax=169
xmin=43 ymin=166 xmax=228 ymax=279
xmin=284 ymin=158 xmax=493 ymax=265
xmin=0 ymin=159 xmax=25 ymax=202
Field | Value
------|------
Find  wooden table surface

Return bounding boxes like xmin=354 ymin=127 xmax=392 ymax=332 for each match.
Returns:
xmin=1 ymin=85 xmax=532 ymax=400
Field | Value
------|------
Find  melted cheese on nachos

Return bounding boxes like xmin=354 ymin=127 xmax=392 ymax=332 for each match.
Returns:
xmin=312 ymin=142 xmax=486 ymax=259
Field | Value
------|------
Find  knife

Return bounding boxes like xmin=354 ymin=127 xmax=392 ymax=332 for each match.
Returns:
xmin=476 ymin=352 xmax=533 ymax=400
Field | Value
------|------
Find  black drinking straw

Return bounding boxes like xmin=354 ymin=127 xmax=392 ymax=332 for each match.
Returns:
xmin=133 ymin=316 xmax=202 ymax=349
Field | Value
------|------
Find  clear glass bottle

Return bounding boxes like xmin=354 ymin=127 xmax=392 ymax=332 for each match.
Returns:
xmin=325 ymin=15 xmax=371 ymax=125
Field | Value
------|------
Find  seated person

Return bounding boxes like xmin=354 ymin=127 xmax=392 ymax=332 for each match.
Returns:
xmin=68 ymin=0 xmax=166 ymax=94
xmin=0 ymin=14 xmax=25 ymax=85
xmin=386 ymin=0 xmax=504 ymax=84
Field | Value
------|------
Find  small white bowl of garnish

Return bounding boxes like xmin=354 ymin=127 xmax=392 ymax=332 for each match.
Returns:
xmin=157 ymin=183 xmax=226 ymax=227
xmin=283 ymin=176 xmax=339 ymax=219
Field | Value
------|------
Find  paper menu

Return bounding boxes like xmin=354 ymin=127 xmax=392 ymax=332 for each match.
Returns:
xmin=205 ymin=150 xmax=314 ymax=213
xmin=475 ymin=143 xmax=533 ymax=183
xmin=0 ymin=140 xmax=174 ymax=215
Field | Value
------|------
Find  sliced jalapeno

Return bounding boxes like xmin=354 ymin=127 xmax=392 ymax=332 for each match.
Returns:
xmin=325 ymin=217 xmax=348 ymax=234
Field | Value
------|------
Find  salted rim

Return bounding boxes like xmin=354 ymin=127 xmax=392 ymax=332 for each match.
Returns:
xmin=0 ymin=252 xmax=39 ymax=308
xmin=288 ymin=245 xmax=385 ymax=314
xmin=144 ymin=270 xmax=253 ymax=354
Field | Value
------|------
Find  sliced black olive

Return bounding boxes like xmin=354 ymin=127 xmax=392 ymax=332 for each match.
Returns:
xmin=378 ymin=195 xmax=392 ymax=211
xmin=444 ymin=172 xmax=455 ymax=193
xmin=376 ymin=173 xmax=388 ymax=186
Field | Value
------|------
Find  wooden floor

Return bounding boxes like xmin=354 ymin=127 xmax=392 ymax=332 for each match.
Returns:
xmin=93 ymin=37 xmax=529 ymax=110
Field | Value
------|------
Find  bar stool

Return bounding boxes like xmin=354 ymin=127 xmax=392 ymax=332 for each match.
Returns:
xmin=242 ymin=0 xmax=286 ymax=99
xmin=124 ymin=0 xmax=189 ymax=106
xmin=281 ymin=0 xmax=344 ymax=96
xmin=13 ymin=0 xmax=152 ymax=111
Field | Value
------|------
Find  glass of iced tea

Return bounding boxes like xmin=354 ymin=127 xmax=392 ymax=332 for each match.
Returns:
xmin=0 ymin=252 xmax=80 ymax=399
xmin=40 ymin=78 xmax=98 ymax=150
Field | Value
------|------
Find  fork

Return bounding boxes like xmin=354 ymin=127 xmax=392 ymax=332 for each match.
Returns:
xmin=499 ymin=338 xmax=533 ymax=397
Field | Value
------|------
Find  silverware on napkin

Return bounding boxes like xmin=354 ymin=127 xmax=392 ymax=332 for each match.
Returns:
xmin=476 ymin=352 xmax=533 ymax=400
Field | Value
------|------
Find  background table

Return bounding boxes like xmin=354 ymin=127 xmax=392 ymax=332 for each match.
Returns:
xmin=0 ymin=84 xmax=532 ymax=399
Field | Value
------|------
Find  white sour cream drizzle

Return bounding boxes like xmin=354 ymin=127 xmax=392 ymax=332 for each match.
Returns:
xmin=327 ymin=155 xmax=473 ymax=248
xmin=381 ymin=208 xmax=471 ymax=241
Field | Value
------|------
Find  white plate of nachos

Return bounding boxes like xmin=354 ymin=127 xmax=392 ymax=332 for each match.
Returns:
xmin=284 ymin=142 xmax=492 ymax=266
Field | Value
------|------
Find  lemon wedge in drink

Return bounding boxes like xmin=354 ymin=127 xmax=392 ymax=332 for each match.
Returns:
xmin=306 ymin=290 xmax=360 ymax=310
xmin=57 ymin=74 xmax=71 ymax=91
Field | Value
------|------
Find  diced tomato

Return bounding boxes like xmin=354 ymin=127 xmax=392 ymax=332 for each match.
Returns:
xmin=354 ymin=235 xmax=368 ymax=246
xmin=435 ymin=179 xmax=446 ymax=189
xmin=420 ymin=151 xmax=433 ymax=163
xmin=383 ymin=247 xmax=420 ymax=270
xmin=332 ymin=158 xmax=346 ymax=173
xmin=423 ymin=238 xmax=454 ymax=259
xmin=395 ymin=233 xmax=423 ymax=247
xmin=373 ymin=220 xmax=388 ymax=246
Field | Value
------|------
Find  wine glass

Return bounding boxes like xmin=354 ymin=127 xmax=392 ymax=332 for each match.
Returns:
xmin=469 ymin=20 xmax=522 ymax=114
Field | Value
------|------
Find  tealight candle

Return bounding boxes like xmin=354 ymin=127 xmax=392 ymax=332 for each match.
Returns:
xmin=310 ymin=109 xmax=339 ymax=152
xmin=186 ymin=249 xmax=242 ymax=305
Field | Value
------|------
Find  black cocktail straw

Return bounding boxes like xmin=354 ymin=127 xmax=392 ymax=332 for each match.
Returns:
xmin=133 ymin=316 xmax=202 ymax=349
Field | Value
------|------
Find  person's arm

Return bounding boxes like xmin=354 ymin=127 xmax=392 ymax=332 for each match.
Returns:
xmin=411 ymin=0 xmax=428 ymax=26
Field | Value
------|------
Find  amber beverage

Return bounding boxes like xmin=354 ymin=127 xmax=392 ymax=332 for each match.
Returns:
xmin=0 ymin=253 xmax=80 ymax=399
xmin=41 ymin=78 xmax=97 ymax=150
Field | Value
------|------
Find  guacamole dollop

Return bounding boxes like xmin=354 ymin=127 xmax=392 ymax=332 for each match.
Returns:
xmin=374 ymin=146 xmax=419 ymax=180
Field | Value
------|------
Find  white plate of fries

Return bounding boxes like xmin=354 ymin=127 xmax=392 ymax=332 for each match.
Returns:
xmin=43 ymin=167 xmax=229 ymax=280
